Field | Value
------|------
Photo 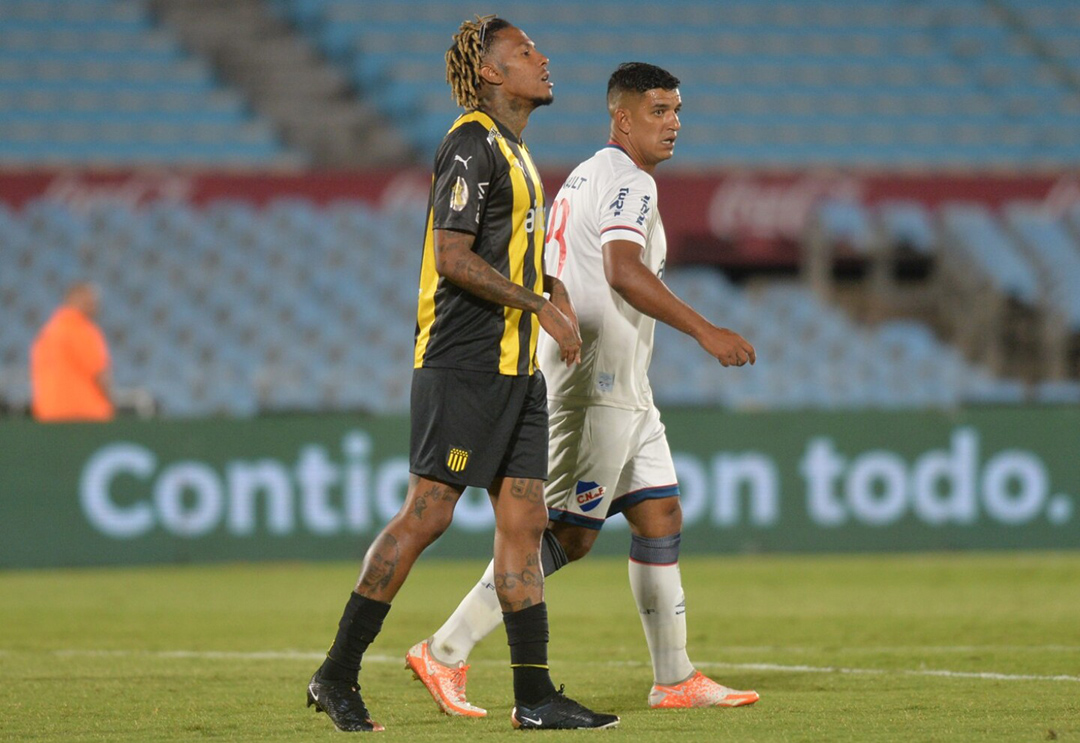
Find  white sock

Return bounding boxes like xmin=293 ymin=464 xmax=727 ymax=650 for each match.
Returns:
xmin=628 ymin=560 xmax=695 ymax=685
xmin=429 ymin=559 xmax=503 ymax=666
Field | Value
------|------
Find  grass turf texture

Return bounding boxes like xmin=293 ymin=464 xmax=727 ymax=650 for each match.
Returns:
xmin=1 ymin=553 xmax=1078 ymax=742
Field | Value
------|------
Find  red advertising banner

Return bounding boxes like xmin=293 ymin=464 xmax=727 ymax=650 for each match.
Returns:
xmin=2 ymin=170 xmax=1078 ymax=268
xmin=649 ymin=170 xmax=1080 ymax=267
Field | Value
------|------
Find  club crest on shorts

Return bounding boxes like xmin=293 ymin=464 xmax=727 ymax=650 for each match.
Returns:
xmin=446 ymin=447 xmax=471 ymax=473
xmin=575 ymin=480 xmax=606 ymax=512
xmin=596 ymin=372 xmax=615 ymax=393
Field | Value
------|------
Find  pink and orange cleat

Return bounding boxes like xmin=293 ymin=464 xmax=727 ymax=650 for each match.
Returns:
xmin=648 ymin=671 xmax=760 ymax=709
xmin=405 ymin=639 xmax=487 ymax=718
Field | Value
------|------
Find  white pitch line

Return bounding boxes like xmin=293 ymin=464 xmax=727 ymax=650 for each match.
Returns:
xmin=694 ymin=661 xmax=1080 ymax=684
xmin=52 ymin=649 xmax=327 ymax=661
xmin=44 ymin=650 xmax=1080 ymax=683
xmin=713 ymin=645 xmax=1080 ymax=654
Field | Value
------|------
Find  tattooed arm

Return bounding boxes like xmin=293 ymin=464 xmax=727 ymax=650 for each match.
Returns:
xmin=542 ymin=273 xmax=577 ymax=339
xmin=434 ymin=228 xmax=581 ymax=365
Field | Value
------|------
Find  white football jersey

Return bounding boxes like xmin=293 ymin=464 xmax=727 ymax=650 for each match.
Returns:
xmin=538 ymin=144 xmax=666 ymax=410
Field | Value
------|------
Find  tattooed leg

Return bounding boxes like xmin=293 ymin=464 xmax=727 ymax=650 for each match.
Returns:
xmin=489 ymin=476 xmax=548 ymax=612
xmin=354 ymin=474 xmax=463 ymax=602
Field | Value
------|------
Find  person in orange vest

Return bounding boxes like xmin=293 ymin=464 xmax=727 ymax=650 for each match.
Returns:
xmin=30 ymin=281 xmax=114 ymax=422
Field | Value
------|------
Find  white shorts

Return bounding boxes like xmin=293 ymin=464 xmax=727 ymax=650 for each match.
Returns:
xmin=545 ymin=401 xmax=679 ymax=530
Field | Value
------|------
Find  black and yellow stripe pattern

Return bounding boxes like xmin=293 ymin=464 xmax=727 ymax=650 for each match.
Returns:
xmin=414 ymin=111 xmax=545 ymax=376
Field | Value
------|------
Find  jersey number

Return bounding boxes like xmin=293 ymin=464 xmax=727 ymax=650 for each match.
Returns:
xmin=545 ymin=197 xmax=570 ymax=277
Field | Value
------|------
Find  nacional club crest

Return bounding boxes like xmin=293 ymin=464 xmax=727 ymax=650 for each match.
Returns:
xmin=596 ymin=372 xmax=615 ymax=393
xmin=447 ymin=447 xmax=471 ymax=473
xmin=575 ymin=480 xmax=606 ymax=512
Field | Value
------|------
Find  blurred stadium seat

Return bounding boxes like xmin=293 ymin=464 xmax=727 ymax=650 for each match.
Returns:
xmin=0 ymin=197 xmax=422 ymax=416
xmin=941 ymin=203 xmax=1041 ymax=305
xmin=3 ymin=191 xmax=1078 ymax=416
xmin=804 ymin=194 xmax=1080 ymax=385
xmin=2 ymin=0 xmax=1079 ymax=418
xmin=269 ymin=0 xmax=1080 ymax=167
xmin=1003 ymin=203 xmax=1080 ymax=331
xmin=0 ymin=0 xmax=299 ymax=166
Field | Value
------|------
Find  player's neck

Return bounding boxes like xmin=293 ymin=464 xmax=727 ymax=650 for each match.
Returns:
xmin=609 ymin=135 xmax=656 ymax=174
xmin=477 ymin=97 xmax=534 ymax=141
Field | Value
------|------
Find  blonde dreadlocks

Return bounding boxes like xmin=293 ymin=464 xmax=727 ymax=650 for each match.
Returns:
xmin=446 ymin=14 xmax=510 ymax=110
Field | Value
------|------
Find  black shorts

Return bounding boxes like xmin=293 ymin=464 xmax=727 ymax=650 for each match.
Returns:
xmin=409 ymin=366 xmax=548 ymax=489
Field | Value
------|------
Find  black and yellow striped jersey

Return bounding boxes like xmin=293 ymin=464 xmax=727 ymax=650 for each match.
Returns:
xmin=413 ymin=111 xmax=546 ymax=376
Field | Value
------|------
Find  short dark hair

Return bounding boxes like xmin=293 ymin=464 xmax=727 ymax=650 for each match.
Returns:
xmin=607 ymin=62 xmax=680 ymax=100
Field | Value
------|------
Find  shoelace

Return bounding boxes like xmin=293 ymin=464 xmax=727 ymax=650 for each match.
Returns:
xmin=342 ymin=684 xmax=372 ymax=719
xmin=553 ymin=686 xmax=597 ymax=720
xmin=551 ymin=686 xmax=585 ymax=711
xmin=449 ymin=664 xmax=469 ymax=695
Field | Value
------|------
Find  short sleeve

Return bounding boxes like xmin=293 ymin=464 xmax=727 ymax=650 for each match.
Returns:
xmin=430 ymin=124 xmax=499 ymax=235
xmin=597 ymin=171 xmax=656 ymax=248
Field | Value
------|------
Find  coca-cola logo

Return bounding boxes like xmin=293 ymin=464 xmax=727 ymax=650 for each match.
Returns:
xmin=707 ymin=175 xmax=864 ymax=241
xmin=42 ymin=171 xmax=194 ymax=211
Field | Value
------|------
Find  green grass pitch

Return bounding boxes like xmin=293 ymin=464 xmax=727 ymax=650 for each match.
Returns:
xmin=2 ymin=553 xmax=1078 ymax=742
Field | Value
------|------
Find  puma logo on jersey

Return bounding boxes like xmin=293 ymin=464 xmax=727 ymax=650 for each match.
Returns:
xmin=454 ymin=155 xmax=473 ymax=170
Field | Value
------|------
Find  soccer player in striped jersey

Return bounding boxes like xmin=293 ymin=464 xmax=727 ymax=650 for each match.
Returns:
xmin=407 ymin=62 xmax=759 ymax=716
xmin=307 ymin=16 xmax=618 ymax=732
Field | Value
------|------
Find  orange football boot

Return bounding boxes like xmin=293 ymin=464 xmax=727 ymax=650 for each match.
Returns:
xmin=405 ymin=639 xmax=487 ymax=717
xmin=649 ymin=671 xmax=760 ymax=709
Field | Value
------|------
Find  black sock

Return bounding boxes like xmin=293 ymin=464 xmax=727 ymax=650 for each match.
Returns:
xmin=540 ymin=528 xmax=569 ymax=577
xmin=318 ymin=592 xmax=391 ymax=684
xmin=503 ymin=602 xmax=557 ymax=706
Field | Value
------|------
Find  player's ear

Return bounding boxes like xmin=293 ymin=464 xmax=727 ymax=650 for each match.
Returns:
xmin=479 ymin=62 xmax=502 ymax=86
xmin=613 ymin=107 xmax=632 ymax=135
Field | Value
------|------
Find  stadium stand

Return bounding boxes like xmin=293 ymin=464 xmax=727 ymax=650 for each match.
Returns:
xmin=2 ymin=0 xmax=1079 ymax=417
xmin=0 ymin=0 xmax=298 ymax=166
xmin=804 ymin=195 xmax=1080 ymax=386
xmin=1004 ymin=203 xmax=1080 ymax=330
xmin=2 ymin=194 xmax=1069 ymax=418
xmin=147 ymin=0 xmax=411 ymax=167
xmin=268 ymin=0 xmax=1080 ymax=167
xmin=999 ymin=0 xmax=1080 ymax=90
xmin=5 ymin=0 xmax=1078 ymax=171
xmin=0 ymin=197 xmax=421 ymax=416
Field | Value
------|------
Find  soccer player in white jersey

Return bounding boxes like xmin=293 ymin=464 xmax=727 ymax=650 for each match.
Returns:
xmin=406 ymin=62 xmax=759 ymax=716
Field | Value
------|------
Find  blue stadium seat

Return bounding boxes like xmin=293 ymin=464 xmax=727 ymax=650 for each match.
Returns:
xmin=877 ymin=200 xmax=937 ymax=254
xmin=940 ymin=203 xmax=1041 ymax=304
xmin=1003 ymin=204 xmax=1080 ymax=329
xmin=270 ymin=0 xmax=1080 ymax=167
xmin=0 ymin=0 xmax=295 ymax=166
xmin=816 ymin=199 xmax=876 ymax=253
